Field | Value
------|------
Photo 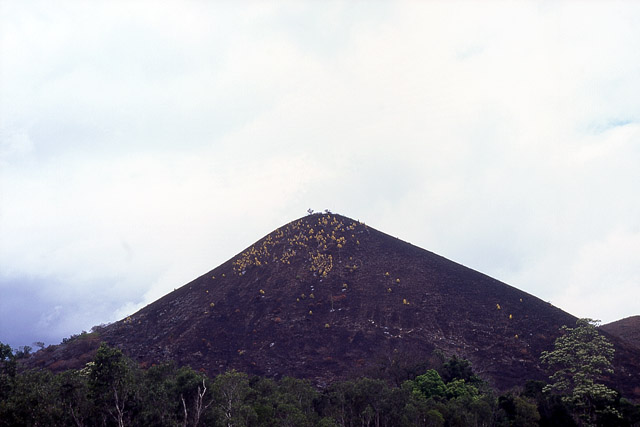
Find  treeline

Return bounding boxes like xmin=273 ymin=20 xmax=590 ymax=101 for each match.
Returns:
xmin=1 ymin=342 xmax=639 ymax=426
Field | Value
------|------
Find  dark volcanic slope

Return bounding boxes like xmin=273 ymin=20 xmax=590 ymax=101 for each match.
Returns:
xmin=603 ymin=316 xmax=640 ymax=349
xmin=30 ymin=214 xmax=640 ymax=399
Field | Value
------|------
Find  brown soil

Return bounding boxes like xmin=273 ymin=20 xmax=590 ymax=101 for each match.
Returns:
xmin=602 ymin=316 xmax=640 ymax=350
xmin=26 ymin=213 xmax=640 ymax=400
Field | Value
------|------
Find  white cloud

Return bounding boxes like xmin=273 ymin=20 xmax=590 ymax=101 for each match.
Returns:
xmin=0 ymin=127 xmax=34 ymax=164
xmin=555 ymin=229 xmax=640 ymax=322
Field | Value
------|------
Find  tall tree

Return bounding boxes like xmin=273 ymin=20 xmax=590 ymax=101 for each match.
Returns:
xmin=540 ymin=318 xmax=620 ymax=426
xmin=213 ymin=370 xmax=253 ymax=427
xmin=57 ymin=369 xmax=91 ymax=427
xmin=413 ymin=369 xmax=446 ymax=399
xmin=0 ymin=342 xmax=16 ymax=398
xmin=174 ymin=366 xmax=214 ymax=427
xmin=88 ymin=343 xmax=138 ymax=427
xmin=0 ymin=342 xmax=17 ymax=426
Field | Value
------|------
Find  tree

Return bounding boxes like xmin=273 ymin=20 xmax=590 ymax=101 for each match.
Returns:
xmin=540 ymin=318 xmax=620 ymax=426
xmin=174 ymin=366 xmax=213 ymax=427
xmin=57 ymin=369 xmax=92 ymax=427
xmin=213 ymin=370 xmax=253 ymax=427
xmin=14 ymin=345 xmax=32 ymax=359
xmin=497 ymin=393 xmax=540 ymax=427
xmin=413 ymin=369 xmax=446 ymax=399
xmin=0 ymin=342 xmax=16 ymax=394
xmin=3 ymin=369 xmax=63 ymax=426
xmin=88 ymin=343 xmax=138 ymax=427
xmin=0 ymin=342 xmax=17 ymax=425
xmin=439 ymin=355 xmax=481 ymax=385
xmin=271 ymin=377 xmax=318 ymax=426
xmin=138 ymin=362 xmax=180 ymax=426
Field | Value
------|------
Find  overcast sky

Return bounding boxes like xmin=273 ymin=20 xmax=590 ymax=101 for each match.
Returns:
xmin=1 ymin=1 xmax=639 ymax=349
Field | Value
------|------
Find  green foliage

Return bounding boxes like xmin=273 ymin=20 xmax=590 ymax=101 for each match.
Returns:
xmin=424 ymin=409 xmax=445 ymax=427
xmin=213 ymin=369 xmax=254 ymax=426
xmin=496 ymin=393 xmax=541 ymax=427
xmin=139 ymin=363 xmax=215 ymax=426
xmin=541 ymin=318 xmax=620 ymax=426
xmin=440 ymin=354 xmax=482 ymax=385
xmin=10 ymin=370 xmax=62 ymax=425
xmin=0 ymin=342 xmax=16 ymax=399
xmin=272 ymin=377 xmax=318 ymax=426
xmin=521 ymin=380 xmax=575 ymax=426
xmin=443 ymin=378 xmax=478 ymax=400
xmin=89 ymin=342 xmax=139 ymax=426
xmin=57 ymin=369 xmax=91 ymax=427
xmin=407 ymin=357 xmax=500 ymax=427
xmin=413 ymin=369 xmax=446 ymax=399
xmin=0 ymin=342 xmax=14 ymax=362
xmin=14 ymin=345 xmax=32 ymax=359
xmin=321 ymin=377 xmax=404 ymax=427
xmin=137 ymin=362 xmax=179 ymax=426
xmin=1 ymin=347 xmax=638 ymax=426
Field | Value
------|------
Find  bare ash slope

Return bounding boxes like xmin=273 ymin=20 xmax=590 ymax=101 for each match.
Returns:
xmin=603 ymin=316 xmax=640 ymax=350
xmin=29 ymin=214 xmax=640 ymax=399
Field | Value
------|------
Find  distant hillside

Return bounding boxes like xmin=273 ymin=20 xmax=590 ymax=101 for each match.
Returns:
xmin=602 ymin=316 xmax=640 ymax=349
xmin=27 ymin=213 xmax=640 ymax=400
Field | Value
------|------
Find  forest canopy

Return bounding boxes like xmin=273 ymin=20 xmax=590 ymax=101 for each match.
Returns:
xmin=2 ymin=324 xmax=639 ymax=427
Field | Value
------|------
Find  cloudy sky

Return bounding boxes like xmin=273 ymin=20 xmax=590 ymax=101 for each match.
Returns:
xmin=1 ymin=1 xmax=639 ymax=349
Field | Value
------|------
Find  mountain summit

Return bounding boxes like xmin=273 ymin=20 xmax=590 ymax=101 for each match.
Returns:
xmin=30 ymin=213 xmax=640 ymax=398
